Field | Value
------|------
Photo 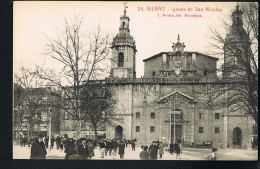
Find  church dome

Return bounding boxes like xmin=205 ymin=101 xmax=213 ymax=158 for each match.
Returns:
xmin=112 ymin=31 xmax=136 ymax=48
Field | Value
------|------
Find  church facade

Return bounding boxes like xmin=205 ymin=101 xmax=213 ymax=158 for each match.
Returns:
xmin=103 ymin=5 xmax=254 ymax=149
xmin=58 ymin=5 xmax=255 ymax=149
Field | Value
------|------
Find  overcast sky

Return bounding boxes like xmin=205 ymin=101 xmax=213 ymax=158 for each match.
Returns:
xmin=14 ymin=1 xmax=237 ymax=78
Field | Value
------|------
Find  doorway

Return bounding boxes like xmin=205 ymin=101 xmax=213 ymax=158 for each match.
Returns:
xmin=171 ymin=125 xmax=182 ymax=143
xmin=115 ymin=125 xmax=123 ymax=140
xmin=233 ymin=127 xmax=242 ymax=148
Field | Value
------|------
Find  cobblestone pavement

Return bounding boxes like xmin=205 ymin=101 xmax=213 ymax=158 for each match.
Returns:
xmin=13 ymin=144 xmax=257 ymax=160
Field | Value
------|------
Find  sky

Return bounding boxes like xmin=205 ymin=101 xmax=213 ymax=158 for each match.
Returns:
xmin=14 ymin=1 xmax=237 ymax=78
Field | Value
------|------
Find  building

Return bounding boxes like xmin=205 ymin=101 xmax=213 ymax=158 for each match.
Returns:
xmin=103 ymin=5 xmax=255 ymax=149
xmin=13 ymin=85 xmax=61 ymax=143
xmin=19 ymin=4 xmax=255 ymax=149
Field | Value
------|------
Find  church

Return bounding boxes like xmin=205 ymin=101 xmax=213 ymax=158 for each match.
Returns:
xmin=60 ymin=5 xmax=255 ymax=149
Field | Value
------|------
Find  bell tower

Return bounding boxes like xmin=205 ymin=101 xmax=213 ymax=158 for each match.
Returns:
xmin=110 ymin=2 xmax=137 ymax=78
xmin=223 ymin=4 xmax=250 ymax=79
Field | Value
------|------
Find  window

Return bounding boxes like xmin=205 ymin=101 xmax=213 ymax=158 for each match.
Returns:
xmin=151 ymin=112 xmax=155 ymax=119
xmin=199 ymin=127 xmax=203 ymax=133
xmin=215 ymin=127 xmax=220 ymax=134
xmin=122 ymin=22 xmax=125 ymax=28
xmin=64 ymin=112 xmax=69 ymax=120
xmin=136 ymin=112 xmax=140 ymax=119
xmin=203 ymin=70 xmax=208 ymax=76
xmin=136 ymin=126 xmax=140 ymax=132
xmin=199 ymin=113 xmax=204 ymax=119
xmin=118 ymin=52 xmax=124 ymax=67
xmin=152 ymin=71 xmax=155 ymax=76
xmin=150 ymin=126 xmax=155 ymax=132
xmin=215 ymin=113 xmax=220 ymax=119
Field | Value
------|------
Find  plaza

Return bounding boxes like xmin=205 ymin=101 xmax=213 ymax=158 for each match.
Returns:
xmin=13 ymin=144 xmax=257 ymax=160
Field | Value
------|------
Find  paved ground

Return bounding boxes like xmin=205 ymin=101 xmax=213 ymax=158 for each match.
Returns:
xmin=13 ymin=144 xmax=258 ymax=160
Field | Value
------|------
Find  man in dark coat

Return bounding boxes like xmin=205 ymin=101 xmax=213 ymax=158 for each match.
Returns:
xmin=78 ymin=140 xmax=88 ymax=159
xmin=87 ymin=140 xmax=95 ymax=159
xmin=55 ymin=136 xmax=60 ymax=149
xmin=118 ymin=141 xmax=125 ymax=159
xmin=44 ymin=136 xmax=49 ymax=148
xmin=99 ymin=140 xmax=106 ymax=158
xmin=65 ymin=138 xmax=76 ymax=159
xmin=131 ymin=141 xmax=136 ymax=151
xmin=169 ymin=143 xmax=174 ymax=155
xmin=149 ymin=142 xmax=159 ymax=160
xmin=50 ymin=136 xmax=54 ymax=149
xmin=30 ymin=135 xmax=47 ymax=159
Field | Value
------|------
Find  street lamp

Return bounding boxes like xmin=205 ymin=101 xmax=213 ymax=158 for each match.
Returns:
xmin=48 ymin=107 xmax=52 ymax=154
xmin=169 ymin=94 xmax=179 ymax=144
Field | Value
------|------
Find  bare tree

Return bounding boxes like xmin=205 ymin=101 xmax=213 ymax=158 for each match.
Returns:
xmin=36 ymin=17 xmax=111 ymax=138
xmin=81 ymin=84 xmax=120 ymax=139
xmin=199 ymin=3 xmax=258 ymax=126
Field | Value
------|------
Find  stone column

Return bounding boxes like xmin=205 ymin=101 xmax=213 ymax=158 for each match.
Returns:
xmin=247 ymin=115 xmax=253 ymax=150
xmin=190 ymin=102 xmax=196 ymax=145
xmin=223 ymin=115 xmax=228 ymax=148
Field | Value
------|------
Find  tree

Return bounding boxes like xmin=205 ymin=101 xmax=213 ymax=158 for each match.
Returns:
xmin=80 ymin=84 xmax=120 ymax=140
xmin=203 ymin=3 xmax=258 ymax=126
xmin=36 ymin=17 xmax=111 ymax=138
xmin=13 ymin=67 xmax=46 ymax=142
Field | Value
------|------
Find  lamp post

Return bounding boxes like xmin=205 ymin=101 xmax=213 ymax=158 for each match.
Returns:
xmin=143 ymin=95 xmax=147 ymax=145
xmin=48 ymin=107 xmax=52 ymax=154
xmin=169 ymin=94 xmax=178 ymax=144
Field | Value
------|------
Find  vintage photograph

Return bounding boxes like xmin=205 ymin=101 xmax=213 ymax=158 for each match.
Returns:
xmin=13 ymin=1 xmax=258 ymax=160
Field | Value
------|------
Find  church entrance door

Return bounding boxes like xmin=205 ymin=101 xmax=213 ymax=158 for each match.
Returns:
xmin=115 ymin=125 xmax=123 ymax=140
xmin=233 ymin=127 xmax=242 ymax=148
xmin=171 ymin=125 xmax=182 ymax=143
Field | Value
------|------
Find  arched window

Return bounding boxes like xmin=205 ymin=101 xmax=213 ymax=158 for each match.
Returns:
xmin=123 ymin=22 xmax=125 ymax=28
xmin=118 ymin=52 xmax=124 ymax=67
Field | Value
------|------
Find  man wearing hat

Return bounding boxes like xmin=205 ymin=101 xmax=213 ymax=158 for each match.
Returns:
xmin=30 ymin=134 xmax=47 ymax=159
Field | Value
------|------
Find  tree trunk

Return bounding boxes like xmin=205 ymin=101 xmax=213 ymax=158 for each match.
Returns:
xmin=77 ymin=120 xmax=82 ymax=139
xmin=93 ymin=124 xmax=98 ymax=140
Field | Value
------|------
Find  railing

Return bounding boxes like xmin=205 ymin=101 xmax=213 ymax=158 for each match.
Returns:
xmin=86 ymin=77 xmax=242 ymax=85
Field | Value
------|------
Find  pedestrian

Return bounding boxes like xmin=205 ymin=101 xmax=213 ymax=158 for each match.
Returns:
xmin=204 ymin=148 xmax=218 ymax=160
xmin=131 ymin=141 xmax=136 ymax=151
xmin=169 ymin=143 xmax=174 ymax=155
xmin=112 ymin=139 xmax=118 ymax=159
xmin=99 ymin=140 xmax=106 ymax=158
xmin=44 ymin=136 xmax=49 ymax=149
xmin=149 ymin=142 xmax=159 ymax=160
xmin=174 ymin=143 xmax=181 ymax=159
xmin=30 ymin=134 xmax=47 ymax=159
xmin=159 ymin=142 xmax=164 ymax=159
xmin=87 ymin=140 xmax=95 ymax=159
xmin=51 ymin=136 xmax=54 ymax=149
xmin=78 ymin=139 xmax=88 ymax=159
xmin=118 ymin=141 xmax=125 ymax=159
xmin=139 ymin=146 xmax=149 ymax=160
xmin=63 ymin=134 xmax=69 ymax=152
xmin=65 ymin=138 xmax=76 ymax=159
xmin=105 ymin=139 xmax=109 ymax=156
xmin=55 ymin=135 xmax=60 ymax=150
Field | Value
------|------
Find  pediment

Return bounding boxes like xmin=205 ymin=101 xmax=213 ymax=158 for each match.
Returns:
xmin=157 ymin=91 xmax=194 ymax=104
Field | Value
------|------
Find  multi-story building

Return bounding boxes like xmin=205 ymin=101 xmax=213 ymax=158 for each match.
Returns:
xmin=13 ymin=86 xmax=61 ymax=142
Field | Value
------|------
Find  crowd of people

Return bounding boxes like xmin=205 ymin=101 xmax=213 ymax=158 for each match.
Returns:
xmin=139 ymin=141 xmax=181 ymax=160
xmin=29 ymin=134 xmax=138 ymax=160
xmin=28 ymin=133 xmax=217 ymax=160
